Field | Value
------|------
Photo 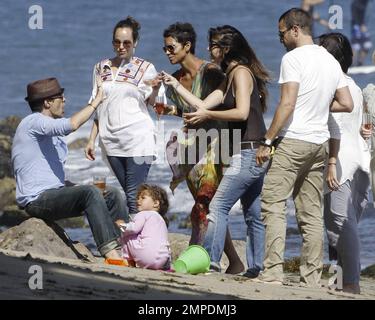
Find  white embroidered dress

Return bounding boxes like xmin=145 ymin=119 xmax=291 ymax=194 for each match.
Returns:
xmin=91 ymin=57 xmax=161 ymax=157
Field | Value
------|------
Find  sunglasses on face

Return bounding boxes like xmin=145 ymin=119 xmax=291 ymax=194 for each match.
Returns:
xmin=49 ymin=95 xmax=64 ymax=101
xmin=162 ymin=44 xmax=180 ymax=54
xmin=112 ymin=39 xmax=133 ymax=48
xmin=208 ymin=42 xmax=221 ymax=51
xmin=278 ymin=24 xmax=303 ymax=42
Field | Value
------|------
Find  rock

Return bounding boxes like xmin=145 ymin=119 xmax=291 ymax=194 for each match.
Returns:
xmin=0 ymin=218 xmax=95 ymax=261
xmin=56 ymin=216 xmax=88 ymax=229
xmin=361 ymin=264 xmax=375 ymax=278
xmin=0 ymin=116 xmax=21 ymax=179
xmin=284 ymin=257 xmax=301 ymax=273
xmin=177 ymin=215 xmax=192 ymax=229
xmin=0 ymin=178 xmax=16 ymax=210
xmin=284 ymin=256 xmax=331 ymax=277
xmin=0 ymin=116 xmax=21 ymax=137
xmin=68 ymin=137 xmax=89 ymax=150
xmin=0 ymin=134 xmax=12 ymax=179
xmin=0 ymin=205 xmax=29 ymax=226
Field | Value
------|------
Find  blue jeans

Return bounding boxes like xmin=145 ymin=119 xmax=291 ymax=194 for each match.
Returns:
xmin=25 ymin=185 xmax=128 ymax=256
xmin=203 ymin=149 xmax=267 ymax=275
xmin=107 ymin=156 xmax=153 ymax=215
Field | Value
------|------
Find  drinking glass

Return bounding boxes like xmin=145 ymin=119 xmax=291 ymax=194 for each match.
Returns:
xmin=154 ymin=96 xmax=166 ymax=118
xmin=363 ymin=111 xmax=372 ymax=150
xmin=93 ymin=176 xmax=106 ymax=193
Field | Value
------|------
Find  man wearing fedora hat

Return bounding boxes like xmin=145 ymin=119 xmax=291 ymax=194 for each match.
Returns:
xmin=12 ymin=77 xmax=127 ymax=260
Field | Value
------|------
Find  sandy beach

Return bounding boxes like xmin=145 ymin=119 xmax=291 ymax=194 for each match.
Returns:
xmin=1 ymin=233 xmax=374 ymax=301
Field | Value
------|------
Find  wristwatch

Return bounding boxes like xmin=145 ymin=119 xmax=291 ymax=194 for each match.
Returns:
xmin=261 ymin=137 xmax=273 ymax=148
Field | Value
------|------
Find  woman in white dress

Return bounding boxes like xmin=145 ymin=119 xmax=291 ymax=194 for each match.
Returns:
xmin=85 ymin=16 xmax=163 ymax=217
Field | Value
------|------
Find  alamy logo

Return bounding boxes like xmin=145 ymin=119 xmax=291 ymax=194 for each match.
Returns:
xmin=328 ymin=5 xmax=343 ymax=30
xmin=28 ymin=5 xmax=43 ymax=30
xmin=28 ymin=265 xmax=43 ymax=290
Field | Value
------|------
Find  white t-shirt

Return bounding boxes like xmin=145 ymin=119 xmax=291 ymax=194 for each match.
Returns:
xmin=278 ymin=44 xmax=348 ymax=144
xmin=91 ymin=57 xmax=165 ymax=157
xmin=325 ymin=75 xmax=370 ymax=191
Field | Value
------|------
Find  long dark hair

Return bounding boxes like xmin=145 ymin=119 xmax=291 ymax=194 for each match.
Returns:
xmin=113 ymin=16 xmax=141 ymax=42
xmin=208 ymin=25 xmax=270 ymax=112
xmin=318 ymin=33 xmax=353 ymax=73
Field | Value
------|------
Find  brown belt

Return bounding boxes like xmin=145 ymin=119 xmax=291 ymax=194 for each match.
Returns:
xmin=241 ymin=141 xmax=261 ymax=150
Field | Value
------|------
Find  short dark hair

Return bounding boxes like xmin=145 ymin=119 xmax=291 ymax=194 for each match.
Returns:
xmin=137 ymin=184 xmax=169 ymax=226
xmin=279 ymin=8 xmax=313 ymax=36
xmin=28 ymin=99 xmax=44 ymax=112
xmin=163 ymin=22 xmax=196 ymax=54
xmin=319 ymin=33 xmax=353 ymax=73
xmin=113 ymin=16 xmax=141 ymax=42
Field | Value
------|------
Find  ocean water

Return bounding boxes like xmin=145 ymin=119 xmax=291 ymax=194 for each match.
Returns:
xmin=1 ymin=0 xmax=375 ymax=267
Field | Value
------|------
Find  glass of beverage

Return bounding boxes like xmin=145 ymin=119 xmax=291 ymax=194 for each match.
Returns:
xmin=154 ymin=96 xmax=165 ymax=118
xmin=363 ymin=111 xmax=372 ymax=150
xmin=93 ymin=176 xmax=106 ymax=193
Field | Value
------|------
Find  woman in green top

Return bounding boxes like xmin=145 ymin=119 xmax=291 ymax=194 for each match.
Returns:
xmin=162 ymin=22 xmax=244 ymax=274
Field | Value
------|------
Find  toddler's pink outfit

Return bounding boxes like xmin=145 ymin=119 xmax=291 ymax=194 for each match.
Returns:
xmin=120 ymin=210 xmax=171 ymax=270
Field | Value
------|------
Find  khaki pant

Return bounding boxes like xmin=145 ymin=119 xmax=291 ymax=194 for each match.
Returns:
xmin=261 ymin=138 xmax=327 ymax=286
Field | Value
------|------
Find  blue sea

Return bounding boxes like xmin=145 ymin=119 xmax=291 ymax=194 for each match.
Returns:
xmin=1 ymin=0 xmax=375 ymax=267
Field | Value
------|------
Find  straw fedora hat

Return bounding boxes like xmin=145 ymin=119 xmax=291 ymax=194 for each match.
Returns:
xmin=25 ymin=77 xmax=64 ymax=102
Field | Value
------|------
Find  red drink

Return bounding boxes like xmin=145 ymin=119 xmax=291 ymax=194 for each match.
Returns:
xmin=93 ymin=181 xmax=106 ymax=191
xmin=155 ymin=102 xmax=165 ymax=115
xmin=364 ymin=123 xmax=372 ymax=130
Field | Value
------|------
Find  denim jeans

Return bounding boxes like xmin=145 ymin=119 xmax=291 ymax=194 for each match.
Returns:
xmin=203 ymin=149 xmax=267 ymax=275
xmin=25 ymin=185 xmax=127 ymax=256
xmin=107 ymin=156 xmax=153 ymax=215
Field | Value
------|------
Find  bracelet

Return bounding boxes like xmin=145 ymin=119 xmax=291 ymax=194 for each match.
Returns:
xmin=173 ymin=83 xmax=180 ymax=90
xmin=88 ymin=103 xmax=97 ymax=111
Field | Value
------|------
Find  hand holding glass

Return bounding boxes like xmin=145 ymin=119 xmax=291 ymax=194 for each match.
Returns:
xmin=154 ymin=96 xmax=165 ymax=118
xmin=362 ymin=112 xmax=372 ymax=150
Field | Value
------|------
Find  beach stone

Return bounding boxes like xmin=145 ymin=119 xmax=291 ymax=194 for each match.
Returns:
xmin=0 ymin=134 xmax=12 ymax=179
xmin=0 ymin=116 xmax=21 ymax=137
xmin=0 ymin=178 xmax=16 ymax=210
xmin=68 ymin=137 xmax=89 ymax=150
xmin=361 ymin=264 xmax=375 ymax=278
xmin=0 ymin=116 xmax=21 ymax=179
xmin=0 ymin=205 xmax=29 ymax=226
xmin=0 ymin=218 xmax=95 ymax=261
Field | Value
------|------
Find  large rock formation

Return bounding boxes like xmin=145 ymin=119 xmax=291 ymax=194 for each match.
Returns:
xmin=0 ymin=218 xmax=95 ymax=261
xmin=0 ymin=116 xmax=21 ymax=179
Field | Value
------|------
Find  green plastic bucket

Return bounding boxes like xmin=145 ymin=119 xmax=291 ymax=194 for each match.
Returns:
xmin=173 ymin=245 xmax=210 ymax=274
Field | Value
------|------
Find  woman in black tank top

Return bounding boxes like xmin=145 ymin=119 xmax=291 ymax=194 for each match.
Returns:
xmin=162 ymin=25 xmax=271 ymax=277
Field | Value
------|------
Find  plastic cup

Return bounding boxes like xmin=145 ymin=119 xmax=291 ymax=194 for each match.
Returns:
xmin=173 ymin=245 xmax=210 ymax=274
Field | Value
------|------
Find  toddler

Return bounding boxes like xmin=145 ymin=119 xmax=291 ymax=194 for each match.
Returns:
xmin=117 ymin=184 xmax=171 ymax=270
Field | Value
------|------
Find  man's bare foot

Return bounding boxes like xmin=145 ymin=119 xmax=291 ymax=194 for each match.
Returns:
xmin=343 ymin=283 xmax=361 ymax=294
xmin=225 ymin=261 xmax=245 ymax=274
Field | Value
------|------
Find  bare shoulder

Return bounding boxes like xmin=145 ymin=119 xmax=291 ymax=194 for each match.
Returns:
xmin=233 ymin=66 xmax=254 ymax=85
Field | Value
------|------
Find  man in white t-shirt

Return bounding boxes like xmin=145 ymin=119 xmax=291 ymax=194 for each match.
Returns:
xmin=255 ymin=8 xmax=354 ymax=287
